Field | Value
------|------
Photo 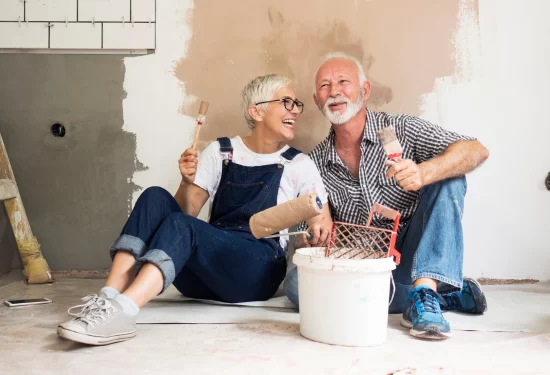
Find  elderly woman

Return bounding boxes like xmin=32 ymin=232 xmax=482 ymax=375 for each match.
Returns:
xmin=57 ymin=74 xmax=332 ymax=345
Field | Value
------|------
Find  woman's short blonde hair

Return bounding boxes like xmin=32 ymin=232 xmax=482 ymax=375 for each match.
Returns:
xmin=241 ymin=74 xmax=292 ymax=129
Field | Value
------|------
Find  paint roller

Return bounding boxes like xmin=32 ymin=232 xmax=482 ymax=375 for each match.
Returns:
xmin=249 ymin=193 xmax=323 ymax=240
xmin=192 ymin=101 xmax=209 ymax=149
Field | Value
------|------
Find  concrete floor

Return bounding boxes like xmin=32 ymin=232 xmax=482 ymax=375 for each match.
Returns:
xmin=1 ymin=271 xmax=549 ymax=375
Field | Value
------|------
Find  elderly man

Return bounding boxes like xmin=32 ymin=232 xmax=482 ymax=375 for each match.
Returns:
xmin=284 ymin=52 xmax=490 ymax=340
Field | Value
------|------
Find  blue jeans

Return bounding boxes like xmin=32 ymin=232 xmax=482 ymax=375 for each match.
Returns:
xmin=284 ymin=177 xmax=467 ymax=313
xmin=110 ymin=187 xmax=287 ymax=303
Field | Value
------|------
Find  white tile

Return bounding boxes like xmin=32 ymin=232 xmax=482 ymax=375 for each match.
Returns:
xmin=103 ymin=23 xmax=155 ymax=49
xmin=0 ymin=22 xmax=49 ymax=48
xmin=49 ymin=22 xmax=101 ymax=49
xmin=26 ymin=0 xmax=77 ymax=22
xmin=131 ymin=0 xmax=155 ymax=22
xmin=0 ymin=0 xmax=24 ymax=21
xmin=78 ymin=0 xmax=130 ymax=22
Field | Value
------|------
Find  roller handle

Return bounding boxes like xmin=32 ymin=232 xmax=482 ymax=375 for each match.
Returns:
xmin=367 ymin=203 xmax=401 ymax=231
xmin=265 ymin=231 xmax=312 ymax=241
xmin=366 ymin=203 xmax=402 ymax=265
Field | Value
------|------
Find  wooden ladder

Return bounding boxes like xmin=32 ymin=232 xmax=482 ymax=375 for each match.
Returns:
xmin=0 ymin=132 xmax=53 ymax=284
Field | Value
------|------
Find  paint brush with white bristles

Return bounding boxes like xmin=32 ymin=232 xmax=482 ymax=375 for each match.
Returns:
xmin=376 ymin=125 xmax=403 ymax=162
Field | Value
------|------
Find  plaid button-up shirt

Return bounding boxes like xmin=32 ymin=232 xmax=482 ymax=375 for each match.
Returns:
xmin=305 ymin=109 xmax=475 ymax=232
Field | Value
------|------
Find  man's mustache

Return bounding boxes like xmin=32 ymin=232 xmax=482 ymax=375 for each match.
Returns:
xmin=325 ymin=96 xmax=350 ymax=107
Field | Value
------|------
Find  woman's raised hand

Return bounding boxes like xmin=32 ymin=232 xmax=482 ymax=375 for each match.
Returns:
xmin=179 ymin=148 xmax=198 ymax=185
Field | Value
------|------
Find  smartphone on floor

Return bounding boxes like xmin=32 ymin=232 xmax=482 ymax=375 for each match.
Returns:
xmin=4 ymin=298 xmax=52 ymax=307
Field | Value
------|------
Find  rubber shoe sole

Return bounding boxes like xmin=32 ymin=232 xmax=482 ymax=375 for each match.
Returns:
xmin=464 ymin=277 xmax=488 ymax=314
xmin=57 ymin=326 xmax=136 ymax=346
xmin=400 ymin=316 xmax=452 ymax=340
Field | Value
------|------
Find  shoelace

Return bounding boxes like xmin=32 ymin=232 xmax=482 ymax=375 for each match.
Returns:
xmin=67 ymin=294 xmax=117 ymax=326
xmin=414 ymin=288 xmax=443 ymax=315
xmin=444 ymin=293 xmax=462 ymax=310
xmin=80 ymin=299 xmax=117 ymax=326
xmin=67 ymin=294 xmax=105 ymax=317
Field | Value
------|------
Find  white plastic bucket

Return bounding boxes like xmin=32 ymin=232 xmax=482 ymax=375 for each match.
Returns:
xmin=293 ymin=247 xmax=396 ymax=347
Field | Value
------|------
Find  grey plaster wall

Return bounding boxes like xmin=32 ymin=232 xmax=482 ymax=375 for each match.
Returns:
xmin=0 ymin=219 xmax=16 ymax=275
xmin=0 ymin=55 xmax=139 ymax=271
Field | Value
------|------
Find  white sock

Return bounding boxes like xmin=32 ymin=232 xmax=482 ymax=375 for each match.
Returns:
xmin=100 ymin=286 xmax=120 ymax=299
xmin=114 ymin=294 xmax=140 ymax=316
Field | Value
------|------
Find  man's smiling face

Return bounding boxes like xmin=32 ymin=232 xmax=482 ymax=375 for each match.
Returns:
xmin=314 ymin=58 xmax=365 ymax=125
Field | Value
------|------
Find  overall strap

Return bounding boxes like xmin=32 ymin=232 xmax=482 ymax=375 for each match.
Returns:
xmin=217 ymin=137 xmax=233 ymax=161
xmin=280 ymin=147 xmax=302 ymax=162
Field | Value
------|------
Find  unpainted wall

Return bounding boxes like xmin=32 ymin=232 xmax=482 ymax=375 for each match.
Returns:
xmin=175 ymin=0 xmax=466 ymax=152
xmin=0 ymin=55 xmax=139 ymax=271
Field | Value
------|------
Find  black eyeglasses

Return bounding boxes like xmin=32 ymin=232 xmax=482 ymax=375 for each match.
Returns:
xmin=255 ymin=97 xmax=304 ymax=113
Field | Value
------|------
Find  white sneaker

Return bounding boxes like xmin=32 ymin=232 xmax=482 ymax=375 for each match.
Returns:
xmin=58 ymin=296 xmax=137 ymax=346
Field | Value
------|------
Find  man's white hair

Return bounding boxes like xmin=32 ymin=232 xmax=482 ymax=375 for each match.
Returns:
xmin=315 ymin=53 xmax=368 ymax=125
xmin=241 ymin=74 xmax=292 ymax=129
xmin=317 ymin=52 xmax=368 ymax=87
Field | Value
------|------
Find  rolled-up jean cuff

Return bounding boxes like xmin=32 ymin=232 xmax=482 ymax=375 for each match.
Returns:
xmin=136 ymin=249 xmax=175 ymax=294
xmin=110 ymin=234 xmax=148 ymax=260
xmin=413 ymin=272 xmax=462 ymax=291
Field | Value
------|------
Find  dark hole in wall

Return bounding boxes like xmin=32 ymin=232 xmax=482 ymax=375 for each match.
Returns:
xmin=50 ymin=123 xmax=66 ymax=138
xmin=0 ymin=54 xmax=142 ymax=271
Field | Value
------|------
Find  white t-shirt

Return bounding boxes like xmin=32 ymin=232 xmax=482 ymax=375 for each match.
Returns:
xmin=194 ymin=136 xmax=329 ymax=250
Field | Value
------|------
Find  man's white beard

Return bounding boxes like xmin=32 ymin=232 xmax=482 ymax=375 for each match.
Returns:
xmin=319 ymin=91 xmax=364 ymax=125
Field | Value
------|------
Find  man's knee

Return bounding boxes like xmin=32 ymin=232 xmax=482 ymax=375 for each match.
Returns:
xmin=283 ymin=267 xmax=299 ymax=308
xmin=423 ymin=176 xmax=467 ymax=198
xmin=442 ymin=176 xmax=467 ymax=196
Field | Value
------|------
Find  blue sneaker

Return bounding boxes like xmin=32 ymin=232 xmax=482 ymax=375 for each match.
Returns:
xmin=400 ymin=286 xmax=451 ymax=340
xmin=442 ymin=277 xmax=487 ymax=314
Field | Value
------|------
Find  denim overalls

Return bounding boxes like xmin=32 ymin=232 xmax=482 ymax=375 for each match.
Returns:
xmin=110 ymin=137 xmax=302 ymax=303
